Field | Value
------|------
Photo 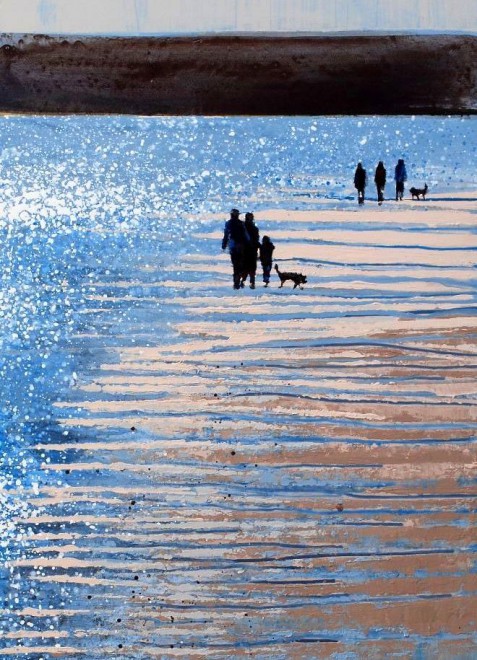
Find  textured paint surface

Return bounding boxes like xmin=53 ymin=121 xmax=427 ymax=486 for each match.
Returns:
xmin=1 ymin=0 xmax=476 ymax=34
xmin=0 ymin=34 xmax=476 ymax=115
xmin=0 ymin=115 xmax=476 ymax=657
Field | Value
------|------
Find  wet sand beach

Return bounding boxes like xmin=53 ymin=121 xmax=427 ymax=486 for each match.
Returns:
xmin=2 ymin=188 xmax=476 ymax=657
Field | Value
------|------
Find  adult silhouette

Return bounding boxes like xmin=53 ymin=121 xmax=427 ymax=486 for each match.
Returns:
xmin=374 ymin=161 xmax=386 ymax=204
xmin=354 ymin=162 xmax=367 ymax=204
xmin=394 ymin=158 xmax=407 ymax=201
xmin=241 ymin=212 xmax=260 ymax=289
xmin=222 ymin=209 xmax=250 ymax=290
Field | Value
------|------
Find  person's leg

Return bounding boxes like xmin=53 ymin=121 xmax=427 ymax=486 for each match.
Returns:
xmin=231 ymin=250 xmax=243 ymax=289
xmin=250 ymin=259 xmax=257 ymax=288
xmin=241 ymin=252 xmax=252 ymax=287
xmin=263 ymin=263 xmax=271 ymax=285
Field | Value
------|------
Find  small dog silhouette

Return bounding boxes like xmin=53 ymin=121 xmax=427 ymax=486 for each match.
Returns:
xmin=410 ymin=184 xmax=428 ymax=200
xmin=275 ymin=264 xmax=307 ymax=289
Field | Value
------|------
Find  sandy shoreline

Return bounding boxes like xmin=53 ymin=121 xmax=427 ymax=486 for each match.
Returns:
xmin=2 ymin=192 xmax=477 ymax=657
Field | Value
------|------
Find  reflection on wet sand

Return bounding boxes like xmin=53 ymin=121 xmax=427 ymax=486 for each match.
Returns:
xmin=3 ymin=199 xmax=477 ymax=658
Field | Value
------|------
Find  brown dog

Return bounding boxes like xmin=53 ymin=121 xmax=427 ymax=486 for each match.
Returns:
xmin=275 ymin=264 xmax=307 ymax=289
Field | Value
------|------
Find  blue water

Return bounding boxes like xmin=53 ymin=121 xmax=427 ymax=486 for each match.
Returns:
xmin=0 ymin=114 xmax=476 ymax=566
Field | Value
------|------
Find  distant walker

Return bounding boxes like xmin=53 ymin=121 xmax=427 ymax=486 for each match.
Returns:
xmin=394 ymin=158 xmax=407 ymax=201
xmin=354 ymin=162 xmax=367 ymax=205
xmin=374 ymin=161 xmax=386 ymax=205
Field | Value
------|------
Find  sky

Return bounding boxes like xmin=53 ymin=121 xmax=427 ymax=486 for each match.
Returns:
xmin=1 ymin=0 xmax=476 ymax=35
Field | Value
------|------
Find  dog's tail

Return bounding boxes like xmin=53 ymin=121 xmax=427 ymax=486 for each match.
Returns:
xmin=424 ymin=183 xmax=428 ymax=192
xmin=274 ymin=264 xmax=280 ymax=274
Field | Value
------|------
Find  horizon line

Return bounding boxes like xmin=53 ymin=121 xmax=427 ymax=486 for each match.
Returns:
xmin=2 ymin=29 xmax=477 ymax=38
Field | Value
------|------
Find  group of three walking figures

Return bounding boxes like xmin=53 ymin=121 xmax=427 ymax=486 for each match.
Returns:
xmin=354 ymin=158 xmax=407 ymax=204
xmin=222 ymin=209 xmax=275 ymax=290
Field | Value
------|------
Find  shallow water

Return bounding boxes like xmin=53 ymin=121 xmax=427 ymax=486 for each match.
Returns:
xmin=1 ymin=113 xmax=476 ymax=551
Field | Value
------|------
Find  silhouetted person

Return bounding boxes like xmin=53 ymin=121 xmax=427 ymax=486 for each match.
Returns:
xmin=394 ymin=158 xmax=407 ymax=201
xmin=241 ymin=212 xmax=260 ymax=289
xmin=259 ymin=235 xmax=275 ymax=287
xmin=222 ymin=209 xmax=250 ymax=290
xmin=374 ymin=161 xmax=386 ymax=204
xmin=354 ymin=162 xmax=367 ymax=204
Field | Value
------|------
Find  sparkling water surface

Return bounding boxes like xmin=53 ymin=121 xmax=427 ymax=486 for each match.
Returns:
xmin=0 ymin=115 xmax=475 ymax=640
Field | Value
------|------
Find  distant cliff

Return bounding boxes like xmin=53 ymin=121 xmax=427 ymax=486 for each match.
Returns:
xmin=0 ymin=33 xmax=475 ymax=114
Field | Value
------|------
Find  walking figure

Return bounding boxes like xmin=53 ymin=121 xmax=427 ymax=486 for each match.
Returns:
xmin=241 ymin=212 xmax=260 ymax=289
xmin=374 ymin=161 xmax=386 ymax=205
xmin=394 ymin=158 xmax=407 ymax=201
xmin=259 ymin=235 xmax=275 ymax=287
xmin=222 ymin=209 xmax=250 ymax=290
xmin=354 ymin=162 xmax=367 ymax=205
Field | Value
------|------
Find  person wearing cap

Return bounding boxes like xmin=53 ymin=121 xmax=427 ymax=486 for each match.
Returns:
xmin=222 ymin=209 xmax=250 ymax=290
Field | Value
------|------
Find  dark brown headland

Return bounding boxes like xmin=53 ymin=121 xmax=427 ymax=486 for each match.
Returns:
xmin=0 ymin=33 xmax=475 ymax=115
